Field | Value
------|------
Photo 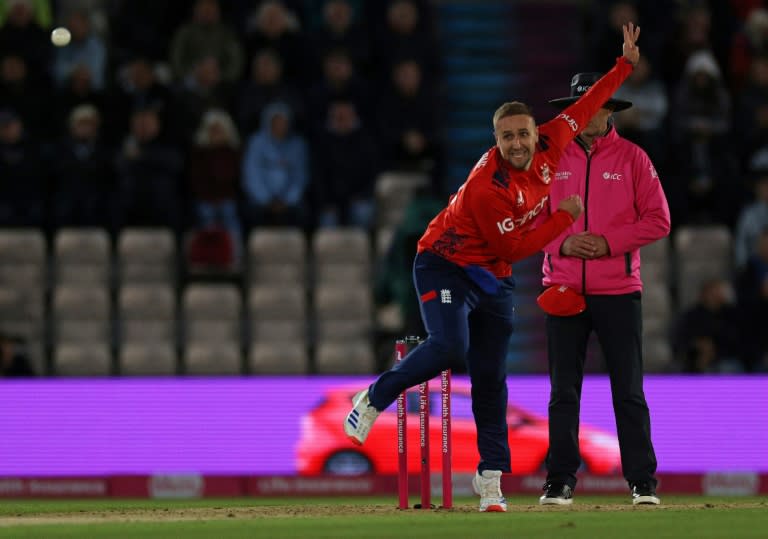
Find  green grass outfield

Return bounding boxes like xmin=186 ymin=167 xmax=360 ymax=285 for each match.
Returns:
xmin=0 ymin=496 xmax=765 ymax=539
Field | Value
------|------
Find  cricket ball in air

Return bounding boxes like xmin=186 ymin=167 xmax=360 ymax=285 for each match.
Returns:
xmin=51 ymin=27 xmax=71 ymax=47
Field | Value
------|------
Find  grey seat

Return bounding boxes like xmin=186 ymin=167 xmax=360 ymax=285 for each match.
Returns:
xmin=118 ymin=284 xmax=176 ymax=344
xmin=248 ymin=286 xmax=306 ymax=344
xmin=315 ymin=339 xmax=376 ymax=374
xmin=642 ymin=337 xmax=674 ymax=373
xmin=314 ymin=285 xmax=372 ymax=339
xmin=184 ymin=342 xmax=241 ymax=375
xmin=54 ymin=343 xmax=111 ymax=376
xmin=249 ymin=341 xmax=308 ymax=374
xmin=674 ymin=225 xmax=732 ymax=309
xmin=642 ymin=283 xmax=672 ymax=339
xmin=119 ymin=343 xmax=177 ymax=376
xmin=0 ymin=228 xmax=46 ymax=287
xmin=375 ymin=171 xmax=429 ymax=228
xmin=182 ymin=284 xmax=241 ymax=346
xmin=118 ymin=228 xmax=176 ymax=284
xmin=53 ymin=285 xmax=111 ymax=345
xmin=54 ymin=228 xmax=111 ymax=285
xmin=248 ymin=228 xmax=306 ymax=285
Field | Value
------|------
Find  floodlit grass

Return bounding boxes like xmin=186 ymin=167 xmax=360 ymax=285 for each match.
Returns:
xmin=0 ymin=496 xmax=765 ymax=539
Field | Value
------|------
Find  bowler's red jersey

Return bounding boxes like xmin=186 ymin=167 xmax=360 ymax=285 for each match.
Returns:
xmin=418 ymin=58 xmax=634 ymax=278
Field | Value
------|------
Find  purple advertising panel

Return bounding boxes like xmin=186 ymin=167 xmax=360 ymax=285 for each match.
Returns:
xmin=0 ymin=376 xmax=766 ymax=476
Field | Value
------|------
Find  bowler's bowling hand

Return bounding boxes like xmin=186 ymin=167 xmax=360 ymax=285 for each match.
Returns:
xmin=622 ymin=22 xmax=641 ymax=66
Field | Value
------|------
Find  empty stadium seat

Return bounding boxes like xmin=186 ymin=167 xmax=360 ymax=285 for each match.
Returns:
xmin=54 ymin=228 xmax=111 ymax=285
xmin=119 ymin=343 xmax=177 ymax=375
xmin=118 ymin=228 xmax=176 ymax=284
xmin=374 ymin=171 xmax=429 ymax=228
xmin=184 ymin=342 xmax=241 ymax=375
xmin=0 ymin=228 xmax=47 ymax=288
xmin=642 ymin=283 xmax=672 ymax=339
xmin=674 ymin=225 xmax=733 ymax=309
xmin=314 ymin=284 xmax=372 ymax=318
xmin=314 ymin=263 xmax=371 ymax=285
xmin=312 ymin=228 xmax=371 ymax=266
xmin=118 ymin=284 xmax=176 ymax=344
xmin=248 ymin=286 xmax=307 ymax=344
xmin=248 ymin=227 xmax=306 ymax=265
xmin=52 ymin=285 xmax=111 ymax=345
xmin=54 ymin=343 xmax=111 ymax=376
xmin=249 ymin=341 xmax=308 ymax=374
xmin=315 ymin=339 xmax=376 ymax=374
xmin=642 ymin=337 xmax=674 ymax=373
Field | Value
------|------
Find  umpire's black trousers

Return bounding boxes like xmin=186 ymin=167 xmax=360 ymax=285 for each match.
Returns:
xmin=544 ymin=292 xmax=657 ymax=489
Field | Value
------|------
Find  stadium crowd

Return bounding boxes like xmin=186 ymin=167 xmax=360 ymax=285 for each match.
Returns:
xmin=0 ymin=0 xmax=766 ymax=376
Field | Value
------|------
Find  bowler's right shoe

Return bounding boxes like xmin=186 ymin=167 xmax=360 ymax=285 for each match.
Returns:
xmin=343 ymin=388 xmax=380 ymax=445
xmin=472 ymin=470 xmax=507 ymax=512
xmin=539 ymin=482 xmax=574 ymax=505
xmin=631 ymin=482 xmax=661 ymax=505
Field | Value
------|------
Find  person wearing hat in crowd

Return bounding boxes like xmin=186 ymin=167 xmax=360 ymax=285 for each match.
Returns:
xmin=343 ymin=23 xmax=641 ymax=513
xmin=536 ymin=67 xmax=671 ymax=506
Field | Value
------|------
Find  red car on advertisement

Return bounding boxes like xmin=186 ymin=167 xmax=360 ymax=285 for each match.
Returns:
xmin=296 ymin=382 xmax=620 ymax=476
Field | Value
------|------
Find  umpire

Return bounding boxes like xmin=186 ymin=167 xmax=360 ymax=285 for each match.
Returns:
xmin=537 ymin=72 xmax=671 ymax=505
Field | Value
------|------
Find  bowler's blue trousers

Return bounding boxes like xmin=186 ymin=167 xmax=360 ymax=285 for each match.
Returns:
xmin=368 ymin=251 xmax=516 ymax=473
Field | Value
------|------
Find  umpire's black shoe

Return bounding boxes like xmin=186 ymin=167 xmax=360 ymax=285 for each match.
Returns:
xmin=630 ymin=481 xmax=661 ymax=505
xmin=539 ymin=482 xmax=574 ymax=505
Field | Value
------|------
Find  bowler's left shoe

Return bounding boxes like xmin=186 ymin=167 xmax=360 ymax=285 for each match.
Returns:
xmin=472 ymin=470 xmax=507 ymax=512
xmin=343 ymin=388 xmax=380 ymax=445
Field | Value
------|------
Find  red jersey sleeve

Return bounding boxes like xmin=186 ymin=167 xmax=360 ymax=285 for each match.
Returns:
xmin=467 ymin=182 xmax=575 ymax=264
xmin=539 ymin=57 xmax=634 ymax=152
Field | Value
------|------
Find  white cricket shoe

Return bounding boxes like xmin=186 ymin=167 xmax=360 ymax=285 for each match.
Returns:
xmin=343 ymin=389 xmax=380 ymax=445
xmin=472 ymin=470 xmax=507 ymax=512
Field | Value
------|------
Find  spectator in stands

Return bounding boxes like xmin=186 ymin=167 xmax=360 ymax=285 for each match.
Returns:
xmin=169 ymin=0 xmax=244 ymax=83
xmin=172 ymin=54 xmax=235 ymax=143
xmin=668 ymin=50 xmax=735 ymax=225
xmin=735 ymin=161 xmax=768 ymax=269
xmin=0 ymin=108 xmax=45 ymax=227
xmin=736 ymin=228 xmax=768 ymax=372
xmin=736 ymin=55 xmax=768 ymax=156
xmin=372 ymin=0 xmax=438 ymax=79
xmin=243 ymin=0 xmax=305 ymax=85
xmin=0 ymin=0 xmax=50 ymax=83
xmin=0 ymin=0 xmax=51 ymax=28
xmin=55 ymin=1 xmax=108 ymax=35
xmin=235 ymin=48 xmax=304 ymax=137
xmin=313 ymin=99 xmax=378 ymax=228
xmin=612 ymin=56 xmax=668 ymax=165
xmin=112 ymin=56 xmax=175 ymax=144
xmin=53 ymin=63 xmax=109 ymax=140
xmin=52 ymin=10 xmax=106 ymax=90
xmin=241 ymin=101 xmax=307 ymax=228
xmin=729 ymin=8 xmax=768 ymax=92
xmin=660 ymin=3 xmax=716 ymax=88
xmin=307 ymin=48 xmax=370 ymax=132
xmin=0 ymin=332 xmax=35 ymax=377
xmin=116 ymin=105 xmax=183 ymax=230
xmin=51 ymin=104 xmax=116 ymax=230
xmin=673 ymin=278 xmax=744 ymax=373
xmin=307 ymin=0 xmax=370 ymax=77
xmin=187 ymin=108 xmax=242 ymax=261
xmin=0 ymin=53 xmax=48 ymax=139
xmin=377 ymin=58 xmax=439 ymax=174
